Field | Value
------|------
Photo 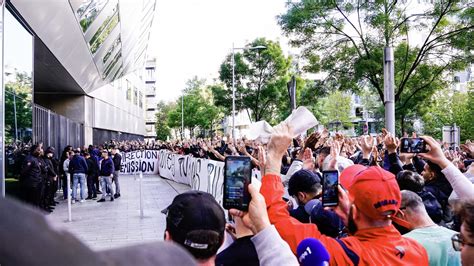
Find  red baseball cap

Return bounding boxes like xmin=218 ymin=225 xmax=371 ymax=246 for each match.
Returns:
xmin=339 ymin=164 xmax=367 ymax=189
xmin=347 ymin=166 xmax=401 ymax=221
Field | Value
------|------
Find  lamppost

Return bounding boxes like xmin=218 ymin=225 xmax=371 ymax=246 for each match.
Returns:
xmin=231 ymin=43 xmax=266 ymax=143
xmin=384 ymin=47 xmax=395 ymax=134
xmin=181 ymin=94 xmax=184 ymax=140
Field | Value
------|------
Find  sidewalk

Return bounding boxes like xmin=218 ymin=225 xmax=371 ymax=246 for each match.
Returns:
xmin=47 ymin=174 xmax=190 ymax=250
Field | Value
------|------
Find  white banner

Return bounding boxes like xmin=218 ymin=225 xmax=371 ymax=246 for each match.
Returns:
xmin=120 ymin=150 xmax=160 ymax=175
xmin=158 ymin=150 xmax=225 ymax=205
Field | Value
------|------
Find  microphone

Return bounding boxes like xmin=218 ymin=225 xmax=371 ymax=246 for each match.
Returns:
xmin=296 ymin=238 xmax=330 ymax=266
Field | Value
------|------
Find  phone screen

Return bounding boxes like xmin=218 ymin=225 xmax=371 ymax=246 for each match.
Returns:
xmin=224 ymin=156 xmax=252 ymax=211
xmin=400 ymin=138 xmax=427 ymax=153
xmin=322 ymin=170 xmax=339 ymax=207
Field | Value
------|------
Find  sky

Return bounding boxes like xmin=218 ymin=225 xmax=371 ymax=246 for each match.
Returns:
xmin=148 ymin=0 xmax=290 ymax=102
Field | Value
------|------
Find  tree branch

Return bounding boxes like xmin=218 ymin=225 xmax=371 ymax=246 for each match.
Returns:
xmin=395 ymin=0 xmax=452 ymax=100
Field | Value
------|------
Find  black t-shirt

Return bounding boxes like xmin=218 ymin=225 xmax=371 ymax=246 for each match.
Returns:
xmin=215 ymin=236 xmax=259 ymax=266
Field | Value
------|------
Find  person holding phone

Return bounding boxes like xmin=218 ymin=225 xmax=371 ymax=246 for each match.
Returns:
xmin=287 ymin=169 xmax=344 ymax=238
xmin=419 ymin=136 xmax=474 ymax=203
xmin=259 ymin=123 xmax=428 ymax=265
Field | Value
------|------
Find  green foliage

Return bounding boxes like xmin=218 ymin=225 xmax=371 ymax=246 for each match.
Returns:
xmin=214 ymin=38 xmax=292 ymax=124
xmin=155 ymin=101 xmax=174 ymax=141
xmin=279 ymin=0 xmax=473 ymax=133
xmin=5 ymin=72 xmax=33 ymax=144
xmin=318 ymin=91 xmax=354 ymax=129
xmin=167 ymin=77 xmax=223 ymax=138
xmin=422 ymin=85 xmax=474 ymax=141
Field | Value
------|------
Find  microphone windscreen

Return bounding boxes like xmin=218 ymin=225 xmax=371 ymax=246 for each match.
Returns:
xmin=296 ymin=238 xmax=330 ymax=266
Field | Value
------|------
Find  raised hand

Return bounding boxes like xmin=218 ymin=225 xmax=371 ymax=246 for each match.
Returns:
xmin=328 ymin=141 xmax=341 ymax=170
xmin=302 ymin=148 xmax=315 ymax=171
xmin=384 ymin=133 xmax=399 ymax=154
xmin=265 ymin=123 xmax=293 ymax=175
xmin=361 ymin=135 xmax=374 ymax=158
xmin=229 ymin=183 xmax=271 ymax=234
xmin=418 ymin=136 xmax=451 ymax=169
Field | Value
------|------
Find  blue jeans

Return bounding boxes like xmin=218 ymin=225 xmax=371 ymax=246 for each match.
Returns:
xmin=100 ymin=176 xmax=114 ymax=199
xmin=72 ymin=173 xmax=86 ymax=200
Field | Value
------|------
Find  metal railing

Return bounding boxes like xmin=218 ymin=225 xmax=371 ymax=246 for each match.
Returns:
xmin=33 ymin=104 xmax=84 ymax=154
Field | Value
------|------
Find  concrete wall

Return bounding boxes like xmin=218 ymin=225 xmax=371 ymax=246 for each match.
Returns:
xmin=35 ymin=94 xmax=85 ymax=123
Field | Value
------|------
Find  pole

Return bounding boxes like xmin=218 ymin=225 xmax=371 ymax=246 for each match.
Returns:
xmin=67 ymin=173 xmax=72 ymax=222
xmin=13 ymin=92 xmax=18 ymax=142
xmin=383 ymin=47 xmax=395 ymax=135
xmin=181 ymin=94 xmax=184 ymax=140
xmin=231 ymin=43 xmax=236 ymax=144
xmin=139 ymin=171 xmax=144 ymax=218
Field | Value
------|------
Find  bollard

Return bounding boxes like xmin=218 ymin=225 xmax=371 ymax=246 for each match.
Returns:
xmin=139 ymin=171 xmax=144 ymax=218
xmin=67 ymin=173 xmax=72 ymax=222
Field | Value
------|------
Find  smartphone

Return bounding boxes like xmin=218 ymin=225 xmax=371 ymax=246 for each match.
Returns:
xmin=322 ymin=170 xmax=339 ymax=207
xmin=223 ymin=156 xmax=252 ymax=211
xmin=400 ymin=138 xmax=428 ymax=153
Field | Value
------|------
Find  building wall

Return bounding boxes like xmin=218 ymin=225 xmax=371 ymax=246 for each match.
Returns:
xmin=88 ymin=71 xmax=146 ymax=140
xmin=144 ymin=57 xmax=157 ymax=139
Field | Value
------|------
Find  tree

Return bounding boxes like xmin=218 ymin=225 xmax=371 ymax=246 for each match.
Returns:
xmin=167 ymin=77 xmax=223 ymax=139
xmin=5 ymin=72 xmax=33 ymax=143
xmin=213 ymin=38 xmax=292 ymax=124
xmin=279 ymin=0 xmax=473 ymax=133
xmin=422 ymin=84 xmax=474 ymax=141
xmin=319 ymin=91 xmax=354 ymax=130
xmin=155 ymin=101 xmax=174 ymax=141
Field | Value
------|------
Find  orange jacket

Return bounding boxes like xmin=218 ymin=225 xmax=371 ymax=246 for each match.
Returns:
xmin=260 ymin=174 xmax=429 ymax=266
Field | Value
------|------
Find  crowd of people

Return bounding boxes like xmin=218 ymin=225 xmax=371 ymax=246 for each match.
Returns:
xmin=10 ymin=127 xmax=474 ymax=265
xmin=159 ymin=127 xmax=474 ymax=266
xmin=18 ymin=142 xmax=124 ymax=212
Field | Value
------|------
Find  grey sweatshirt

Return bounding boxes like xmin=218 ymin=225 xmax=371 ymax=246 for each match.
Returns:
xmin=251 ymin=225 xmax=298 ymax=266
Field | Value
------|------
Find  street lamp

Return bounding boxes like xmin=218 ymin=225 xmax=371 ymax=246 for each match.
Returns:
xmin=181 ymin=94 xmax=184 ymax=140
xmin=231 ymin=43 xmax=266 ymax=143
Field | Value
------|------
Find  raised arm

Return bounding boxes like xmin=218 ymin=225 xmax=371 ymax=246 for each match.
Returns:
xmin=420 ymin=136 xmax=474 ymax=199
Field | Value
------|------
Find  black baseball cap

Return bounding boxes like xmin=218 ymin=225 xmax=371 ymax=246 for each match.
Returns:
xmin=288 ymin=169 xmax=321 ymax=196
xmin=162 ymin=191 xmax=225 ymax=251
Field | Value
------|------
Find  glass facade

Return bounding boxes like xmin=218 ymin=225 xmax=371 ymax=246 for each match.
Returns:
xmin=74 ymin=0 xmax=109 ymax=32
xmin=70 ymin=0 xmax=123 ymax=81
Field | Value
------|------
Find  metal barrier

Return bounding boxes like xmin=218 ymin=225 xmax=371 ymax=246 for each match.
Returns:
xmin=33 ymin=104 xmax=84 ymax=157
xmin=139 ymin=172 xmax=144 ymax=218
xmin=66 ymin=173 xmax=72 ymax=222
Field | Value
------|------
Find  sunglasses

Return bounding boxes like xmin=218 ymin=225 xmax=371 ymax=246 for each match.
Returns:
xmin=452 ymin=233 xmax=474 ymax=251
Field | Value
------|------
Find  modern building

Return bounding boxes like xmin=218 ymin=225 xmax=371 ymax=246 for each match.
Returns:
xmin=0 ymin=0 xmax=156 ymax=195
xmin=144 ymin=57 xmax=157 ymax=139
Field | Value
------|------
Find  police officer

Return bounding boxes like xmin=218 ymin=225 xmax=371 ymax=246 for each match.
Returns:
xmin=20 ymin=145 xmax=43 ymax=208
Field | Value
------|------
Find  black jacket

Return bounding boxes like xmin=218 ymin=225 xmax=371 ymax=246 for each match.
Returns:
xmin=216 ymin=236 xmax=259 ymax=266
xmin=20 ymin=155 xmax=42 ymax=187
xmin=112 ymin=153 xmax=122 ymax=171
xmin=43 ymin=157 xmax=57 ymax=180
xmin=86 ymin=157 xmax=99 ymax=177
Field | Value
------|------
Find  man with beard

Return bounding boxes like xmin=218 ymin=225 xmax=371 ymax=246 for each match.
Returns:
xmin=259 ymin=124 xmax=428 ymax=265
xmin=20 ymin=145 xmax=43 ymax=209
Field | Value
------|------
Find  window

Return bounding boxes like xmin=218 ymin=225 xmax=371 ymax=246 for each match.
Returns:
xmin=103 ymin=36 xmax=121 ymax=64
xmin=139 ymin=92 xmax=143 ymax=108
xmin=89 ymin=4 xmax=120 ymax=54
xmin=73 ymin=0 xmax=109 ymax=33
xmin=355 ymin=107 xmax=363 ymax=118
xmin=126 ymin=80 xmax=132 ymax=101
xmin=134 ymin=87 xmax=138 ymax=105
